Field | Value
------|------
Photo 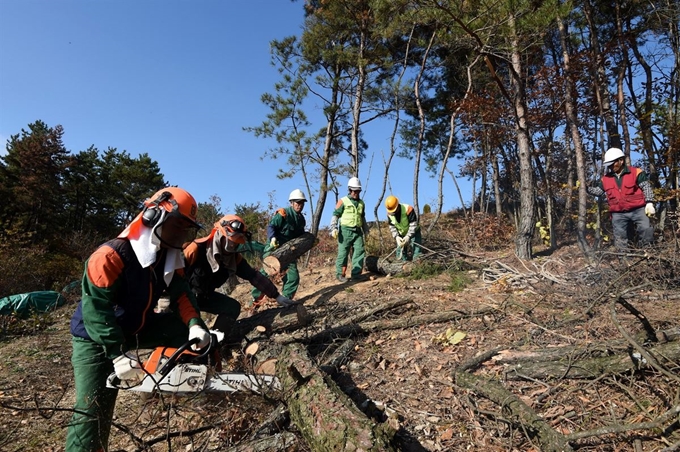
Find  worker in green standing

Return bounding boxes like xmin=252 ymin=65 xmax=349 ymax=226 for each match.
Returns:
xmin=330 ymin=177 xmax=369 ymax=282
xmin=252 ymin=189 xmax=307 ymax=302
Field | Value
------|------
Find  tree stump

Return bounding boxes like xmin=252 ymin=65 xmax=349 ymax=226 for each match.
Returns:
xmin=263 ymin=232 xmax=317 ymax=276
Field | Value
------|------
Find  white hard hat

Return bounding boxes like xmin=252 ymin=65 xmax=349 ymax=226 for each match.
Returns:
xmin=603 ymin=147 xmax=625 ymax=166
xmin=348 ymin=177 xmax=362 ymax=190
xmin=288 ymin=189 xmax=307 ymax=202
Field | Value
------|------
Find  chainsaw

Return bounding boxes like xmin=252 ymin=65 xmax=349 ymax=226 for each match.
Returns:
xmin=106 ymin=333 xmax=280 ymax=394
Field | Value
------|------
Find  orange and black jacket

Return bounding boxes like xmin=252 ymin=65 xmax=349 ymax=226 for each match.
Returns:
xmin=70 ymin=238 xmax=204 ymax=359
xmin=183 ymin=240 xmax=279 ymax=301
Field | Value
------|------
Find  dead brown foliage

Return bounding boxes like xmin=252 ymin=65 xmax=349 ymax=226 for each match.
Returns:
xmin=0 ymin=218 xmax=679 ymax=451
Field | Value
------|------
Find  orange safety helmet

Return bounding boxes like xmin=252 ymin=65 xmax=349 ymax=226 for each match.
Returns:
xmin=385 ymin=195 xmax=399 ymax=214
xmin=142 ymin=187 xmax=201 ymax=229
xmin=215 ymin=214 xmax=249 ymax=252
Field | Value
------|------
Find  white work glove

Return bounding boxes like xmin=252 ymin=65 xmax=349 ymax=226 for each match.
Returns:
xmin=188 ymin=325 xmax=211 ymax=351
xmin=330 ymin=229 xmax=338 ymax=239
xmin=276 ymin=294 xmax=295 ymax=307
xmin=270 ymin=237 xmax=279 ymax=249
xmin=113 ymin=353 xmax=144 ymax=381
xmin=645 ymin=202 xmax=655 ymax=217
xmin=395 ymin=237 xmax=403 ymax=248
xmin=402 ymin=236 xmax=411 ymax=247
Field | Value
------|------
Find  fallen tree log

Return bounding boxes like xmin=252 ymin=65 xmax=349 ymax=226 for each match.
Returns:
xmin=276 ymin=343 xmax=396 ymax=451
xmin=492 ymin=326 xmax=680 ymax=366
xmin=503 ymin=340 xmax=680 ymax=380
xmin=230 ymin=432 xmax=298 ymax=452
xmin=364 ymin=255 xmax=413 ymax=276
xmin=455 ymin=370 xmax=573 ymax=452
xmin=225 ymin=305 xmax=312 ymax=344
xmin=275 ymin=306 xmax=493 ymax=345
xmin=319 ymin=339 xmax=356 ymax=376
xmin=263 ymin=232 xmax=316 ymax=276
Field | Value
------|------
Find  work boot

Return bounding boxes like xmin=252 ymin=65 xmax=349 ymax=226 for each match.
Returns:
xmin=336 ymin=275 xmax=348 ymax=283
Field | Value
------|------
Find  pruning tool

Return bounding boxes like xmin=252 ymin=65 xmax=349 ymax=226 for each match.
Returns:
xmin=106 ymin=333 xmax=280 ymax=394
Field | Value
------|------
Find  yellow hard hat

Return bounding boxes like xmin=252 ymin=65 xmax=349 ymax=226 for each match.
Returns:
xmin=385 ymin=195 xmax=399 ymax=213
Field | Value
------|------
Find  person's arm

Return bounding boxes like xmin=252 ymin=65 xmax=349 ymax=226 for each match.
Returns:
xmin=405 ymin=206 xmax=419 ymax=239
xmin=586 ymin=179 xmax=605 ymax=197
xmin=330 ymin=200 xmax=344 ymax=230
xmin=267 ymin=210 xmax=286 ymax=240
xmin=388 ymin=222 xmax=398 ymax=238
xmin=80 ymin=245 xmax=128 ymax=359
xmin=636 ymin=171 xmax=654 ymax=202
xmin=235 ymin=256 xmax=280 ymax=299
xmin=361 ymin=202 xmax=369 ymax=235
xmin=167 ymin=270 xmax=207 ymax=330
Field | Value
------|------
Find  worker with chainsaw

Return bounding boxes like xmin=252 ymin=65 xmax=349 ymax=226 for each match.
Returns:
xmin=330 ymin=177 xmax=369 ymax=282
xmin=385 ymin=195 xmax=422 ymax=261
xmin=66 ymin=187 xmax=211 ymax=452
xmin=586 ymin=147 xmax=655 ymax=251
xmin=251 ymin=189 xmax=307 ymax=303
xmin=184 ymin=214 xmax=296 ymax=331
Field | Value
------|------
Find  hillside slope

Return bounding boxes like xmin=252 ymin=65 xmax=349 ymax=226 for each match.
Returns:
xmin=1 ymin=238 xmax=679 ymax=451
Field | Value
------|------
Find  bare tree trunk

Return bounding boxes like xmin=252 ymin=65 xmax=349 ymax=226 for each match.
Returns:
xmin=583 ymin=0 xmax=621 ymax=149
xmin=557 ymin=14 xmax=593 ymax=257
xmin=350 ymin=33 xmax=367 ymax=175
xmin=374 ymin=26 xmax=414 ymax=235
xmin=310 ymin=66 xmax=342 ymax=235
xmin=430 ymin=55 xmax=480 ymax=233
xmin=412 ymin=31 xmax=436 ymax=216
xmin=509 ymin=14 xmax=535 ymax=260
xmin=492 ymin=152 xmax=502 ymax=216
xmin=627 ymin=25 xmax=660 ymax=188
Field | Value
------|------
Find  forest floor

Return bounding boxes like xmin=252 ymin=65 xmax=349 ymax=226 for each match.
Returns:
xmin=1 ymin=221 xmax=679 ymax=452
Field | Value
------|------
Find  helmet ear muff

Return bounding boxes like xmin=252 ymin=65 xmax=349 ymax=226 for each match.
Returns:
xmin=142 ymin=191 xmax=173 ymax=227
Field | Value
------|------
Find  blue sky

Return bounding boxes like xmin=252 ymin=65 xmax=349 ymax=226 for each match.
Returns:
xmin=0 ymin=0 xmax=467 ymax=226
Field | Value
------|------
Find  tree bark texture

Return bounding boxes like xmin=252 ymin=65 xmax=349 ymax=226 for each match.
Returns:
xmin=455 ymin=371 xmax=573 ymax=452
xmin=263 ymin=232 xmax=317 ymax=276
xmin=364 ymin=255 xmax=413 ymax=276
xmin=225 ymin=305 xmax=312 ymax=344
xmin=230 ymin=432 xmax=298 ymax=452
xmin=276 ymin=343 xmax=396 ymax=451
xmin=502 ymin=340 xmax=680 ymax=380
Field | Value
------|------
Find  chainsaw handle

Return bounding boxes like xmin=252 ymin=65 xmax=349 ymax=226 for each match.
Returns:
xmin=157 ymin=334 xmax=217 ymax=377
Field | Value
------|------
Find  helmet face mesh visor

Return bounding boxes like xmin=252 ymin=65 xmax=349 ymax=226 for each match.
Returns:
xmin=222 ymin=219 xmax=246 ymax=250
xmin=225 ymin=219 xmax=245 ymax=234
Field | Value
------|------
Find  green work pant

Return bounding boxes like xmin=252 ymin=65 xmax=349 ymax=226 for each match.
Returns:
xmin=251 ymin=260 xmax=299 ymax=300
xmin=336 ymin=226 xmax=365 ymax=279
xmin=197 ymin=292 xmax=241 ymax=319
xmin=252 ymin=242 xmax=300 ymax=300
xmin=197 ymin=292 xmax=241 ymax=332
xmin=66 ymin=337 xmax=117 ymax=452
xmin=396 ymin=228 xmax=422 ymax=261
xmin=66 ymin=315 xmax=190 ymax=451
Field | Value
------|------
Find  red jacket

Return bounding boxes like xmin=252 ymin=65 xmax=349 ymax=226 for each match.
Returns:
xmin=601 ymin=166 xmax=646 ymax=212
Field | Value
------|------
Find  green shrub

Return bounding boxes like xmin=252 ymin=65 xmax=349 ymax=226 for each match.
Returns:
xmin=408 ymin=262 xmax=447 ymax=280
xmin=447 ymin=272 xmax=471 ymax=292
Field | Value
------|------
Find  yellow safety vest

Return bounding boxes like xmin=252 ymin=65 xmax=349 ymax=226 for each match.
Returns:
xmin=340 ymin=196 xmax=364 ymax=228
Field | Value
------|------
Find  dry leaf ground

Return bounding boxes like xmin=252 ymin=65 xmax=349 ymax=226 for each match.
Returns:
xmin=1 ymin=228 xmax=679 ymax=451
